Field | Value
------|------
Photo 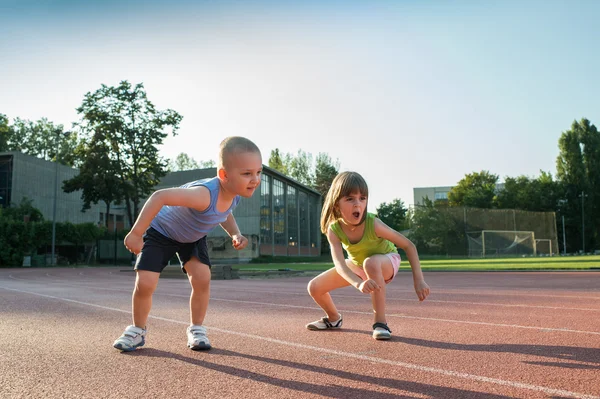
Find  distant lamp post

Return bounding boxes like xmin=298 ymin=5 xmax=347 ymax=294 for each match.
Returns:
xmin=112 ymin=206 xmax=127 ymax=265
xmin=578 ymin=191 xmax=588 ymax=254
xmin=557 ymin=199 xmax=568 ymax=255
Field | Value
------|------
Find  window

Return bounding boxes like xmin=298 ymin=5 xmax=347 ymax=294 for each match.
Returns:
xmin=273 ymin=179 xmax=286 ymax=246
xmin=287 ymin=186 xmax=297 ymax=246
xmin=434 ymin=191 xmax=448 ymax=200
xmin=260 ymin=174 xmax=272 ymax=244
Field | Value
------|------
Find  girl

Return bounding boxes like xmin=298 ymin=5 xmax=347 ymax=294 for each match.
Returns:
xmin=306 ymin=171 xmax=430 ymax=340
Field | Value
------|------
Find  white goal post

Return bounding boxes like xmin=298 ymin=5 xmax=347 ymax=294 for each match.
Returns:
xmin=535 ymin=239 xmax=553 ymax=256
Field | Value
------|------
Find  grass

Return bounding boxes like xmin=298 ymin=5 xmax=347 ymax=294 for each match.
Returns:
xmin=236 ymin=255 xmax=600 ymax=272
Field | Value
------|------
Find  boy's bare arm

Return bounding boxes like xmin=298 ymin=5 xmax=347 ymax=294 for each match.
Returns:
xmin=220 ymin=213 xmax=247 ymax=249
xmin=220 ymin=213 xmax=241 ymax=237
xmin=130 ymin=186 xmax=210 ymax=235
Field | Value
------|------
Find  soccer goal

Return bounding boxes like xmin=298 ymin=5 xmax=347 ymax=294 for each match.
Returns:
xmin=467 ymin=230 xmax=536 ymax=258
xmin=535 ymin=239 xmax=553 ymax=256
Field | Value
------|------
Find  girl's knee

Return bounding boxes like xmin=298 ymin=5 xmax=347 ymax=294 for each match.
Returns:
xmin=363 ymin=257 xmax=382 ymax=275
xmin=307 ymin=278 xmax=323 ymax=297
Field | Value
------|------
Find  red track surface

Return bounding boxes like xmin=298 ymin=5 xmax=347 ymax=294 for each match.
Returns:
xmin=1 ymin=268 xmax=599 ymax=398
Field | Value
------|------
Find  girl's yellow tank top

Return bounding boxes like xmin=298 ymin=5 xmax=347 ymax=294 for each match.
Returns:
xmin=330 ymin=213 xmax=397 ymax=266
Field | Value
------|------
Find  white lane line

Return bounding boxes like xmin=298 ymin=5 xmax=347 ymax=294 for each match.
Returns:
xmin=2 ymin=281 xmax=600 ymax=336
xmin=1 ymin=286 xmax=598 ymax=399
xmin=8 ymin=274 xmax=600 ymax=312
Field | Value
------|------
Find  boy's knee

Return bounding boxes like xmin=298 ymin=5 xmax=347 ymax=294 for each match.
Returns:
xmin=135 ymin=275 xmax=158 ymax=296
xmin=187 ymin=264 xmax=211 ymax=288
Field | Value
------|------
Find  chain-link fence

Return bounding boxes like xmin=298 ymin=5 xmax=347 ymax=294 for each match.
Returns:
xmin=407 ymin=205 xmax=558 ymax=257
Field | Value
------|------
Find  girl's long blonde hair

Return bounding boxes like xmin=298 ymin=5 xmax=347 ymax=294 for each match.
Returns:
xmin=320 ymin=171 xmax=369 ymax=234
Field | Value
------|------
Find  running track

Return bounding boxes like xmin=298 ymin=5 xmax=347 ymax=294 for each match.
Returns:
xmin=1 ymin=268 xmax=599 ymax=398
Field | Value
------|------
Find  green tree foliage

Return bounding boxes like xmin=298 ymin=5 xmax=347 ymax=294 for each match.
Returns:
xmin=268 ymin=149 xmax=288 ymax=175
xmin=166 ymin=153 xmax=216 ymax=171
xmin=0 ymin=197 xmax=44 ymax=222
xmin=63 ymin=130 xmax=124 ymax=226
xmin=408 ymin=198 xmax=465 ymax=255
xmin=0 ymin=113 xmax=10 ymax=152
xmin=313 ymin=153 xmax=339 ymax=198
xmin=4 ymin=118 xmax=78 ymax=166
xmin=74 ymin=81 xmax=182 ymax=226
xmin=376 ymin=199 xmax=408 ymax=232
xmin=556 ymin=118 xmax=600 ymax=252
xmin=448 ymin=171 xmax=498 ymax=208
xmin=495 ymin=171 xmax=563 ymax=212
xmin=0 ymin=200 xmax=103 ymax=267
xmin=288 ymin=150 xmax=313 ymax=185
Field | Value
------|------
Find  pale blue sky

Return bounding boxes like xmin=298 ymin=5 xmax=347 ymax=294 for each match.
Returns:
xmin=1 ymin=0 xmax=598 ymax=209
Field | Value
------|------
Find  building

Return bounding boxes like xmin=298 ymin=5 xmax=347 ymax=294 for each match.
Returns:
xmin=0 ymin=151 xmax=321 ymax=261
xmin=413 ymin=184 xmax=505 ymax=206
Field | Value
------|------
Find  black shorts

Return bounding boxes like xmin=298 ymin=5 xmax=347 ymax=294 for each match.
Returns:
xmin=134 ymin=227 xmax=211 ymax=274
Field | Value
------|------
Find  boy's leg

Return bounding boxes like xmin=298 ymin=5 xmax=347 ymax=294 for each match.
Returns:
xmin=183 ymin=257 xmax=212 ymax=350
xmin=307 ymin=267 xmax=351 ymax=322
xmin=114 ymin=227 xmax=178 ymax=351
xmin=132 ymin=270 xmax=160 ymax=327
xmin=184 ymin=257 xmax=212 ymax=326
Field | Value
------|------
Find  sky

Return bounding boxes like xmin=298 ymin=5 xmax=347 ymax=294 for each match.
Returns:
xmin=1 ymin=0 xmax=599 ymax=210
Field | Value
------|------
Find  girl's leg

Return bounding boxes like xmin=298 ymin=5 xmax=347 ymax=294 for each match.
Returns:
xmin=307 ymin=267 xmax=352 ymax=321
xmin=184 ymin=257 xmax=212 ymax=326
xmin=362 ymin=255 xmax=394 ymax=325
xmin=133 ymin=270 xmax=160 ymax=327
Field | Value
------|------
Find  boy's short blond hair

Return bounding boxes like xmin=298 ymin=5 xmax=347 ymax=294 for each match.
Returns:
xmin=218 ymin=136 xmax=261 ymax=168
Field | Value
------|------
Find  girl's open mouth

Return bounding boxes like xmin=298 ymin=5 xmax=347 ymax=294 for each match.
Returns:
xmin=352 ymin=211 xmax=360 ymax=218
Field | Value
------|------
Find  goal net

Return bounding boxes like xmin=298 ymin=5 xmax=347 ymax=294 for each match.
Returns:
xmin=535 ymin=239 xmax=553 ymax=256
xmin=467 ymin=230 xmax=536 ymax=258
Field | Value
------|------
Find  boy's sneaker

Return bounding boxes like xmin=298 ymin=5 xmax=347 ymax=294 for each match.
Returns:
xmin=306 ymin=314 xmax=343 ymax=330
xmin=113 ymin=325 xmax=146 ymax=351
xmin=372 ymin=322 xmax=392 ymax=340
xmin=187 ymin=325 xmax=211 ymax=350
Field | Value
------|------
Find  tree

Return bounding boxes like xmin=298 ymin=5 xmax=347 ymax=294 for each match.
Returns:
xmin=0 ymin=114 xmax=10 ymax=152
xmin=5 ymin=118 xmax=77 ymax=166
xmin=74 ymin=81 xmax=182 ymax=226
xmin=448 ymin=171 xmax=498 ymax=208
xmin=171 ymin=152 xmax=199 ymax=171
xmin=495 ymin=171 xmax=562 ymax=212
xmin=312 ymin=153 xmax=339 ymax=198
xmin=556 ymin=118 xmax=600 ymax=252
xmin=268 ymin=148 xmax=288 ymax=175
xmin=376 ymin=199 xmax=408 ymax=232
xmin=62 ymin=130 xmax=124 ymax=226
xmin=408 ymin=198 xmax=465 ymax=255
xmin=288 ymin=150 xmax=313 ymax=185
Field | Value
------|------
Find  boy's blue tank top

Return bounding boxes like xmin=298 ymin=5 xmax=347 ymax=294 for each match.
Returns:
xmin=150 ymin=177 xmax=241 ymax=243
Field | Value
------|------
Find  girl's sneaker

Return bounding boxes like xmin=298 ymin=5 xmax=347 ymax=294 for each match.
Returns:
xmin=113 ymin=325 xmax=146 ymax=351
xmin=187 ymin=325 xmax=211 ymax=350
xmin=372 ymin=322 xmax=392 ymax=340
xmin=306 ymin=314 xmax=343 ymax=330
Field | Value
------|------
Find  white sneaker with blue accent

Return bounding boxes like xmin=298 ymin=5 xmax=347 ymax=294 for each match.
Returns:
xmin=113 ymin=325 xmax=146 ymax=351
xmin=187 ymin=325 xmax=211 ymax=350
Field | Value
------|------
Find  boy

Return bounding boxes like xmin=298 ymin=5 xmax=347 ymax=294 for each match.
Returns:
xmin=113 ymin=136 xmax=262 ymax=351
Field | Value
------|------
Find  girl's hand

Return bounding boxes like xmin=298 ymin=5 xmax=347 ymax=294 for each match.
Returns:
xmin=124 ymin=232 xmax=143 ymax=255
xmin=414 ymin=279 xmax=430 ymax=301
xmin=358 ymin=279 xmax=380 ymax=294
xmin=232 ymin=234 xmax=248 ymax=250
